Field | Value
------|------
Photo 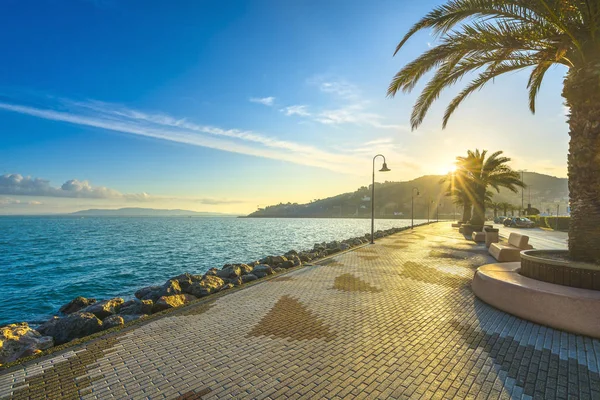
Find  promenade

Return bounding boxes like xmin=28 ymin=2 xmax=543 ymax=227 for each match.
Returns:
xmin=1 ymin=223 xmax=599 ymax=399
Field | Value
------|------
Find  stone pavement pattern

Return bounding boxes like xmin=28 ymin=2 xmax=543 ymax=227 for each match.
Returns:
xmin=1 ymin=223 xmax=599 ymax=399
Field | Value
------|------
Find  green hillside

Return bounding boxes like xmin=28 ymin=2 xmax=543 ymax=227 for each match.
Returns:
xmin=246 ymin=172 xmax=568 ymax=219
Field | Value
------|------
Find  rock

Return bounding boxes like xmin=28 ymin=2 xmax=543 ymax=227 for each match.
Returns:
xmin=216 ymin=265 xmax=242 ymax=279
xmin=135 ymin=285 xmax=162 ymax=301
xmin=205 ymin=268 xmax=219 ymax=276
xmin=228 ymin=277 xmax=243 ymax=286
xmin=102 ymin=315 xmax=124 ymax=330
xmin=236 ymin=264 xmax=253 ymax=275
xmin=298 ymin=252 xmax=312 ymax=262
xmin=274 ymin=267 xmax=286 ymax=273
xmin=121 ymin=314 xmax=146 ymax=323
xmin=284 ymin=249 xmax=298 ymax=257
xmin=260 ymin=255 xmax=287 ymax=266
xmin=119 ymin=299 xmax=153 ymax=315
xmin=161 ymin=279 xmax=182 ymax=296
xmin=241 ymin=274 xmax=258 ymax=283
xmin=340 ymin=243 xmax=350 ymax=251
xmin=37 ymin=312 xmax=103 ymax=345
xmin=0 ymin=323 xmax=54 ymax=364
xmin=152 ymin=294 xmax=196 ymax=313
xmin=253 ymin=271 xmax=268 ymax=279
xmin=59 ymin=297 xmax=96 ymax=315
xmin=253 ymin=264 xmax=274 ymax=275
xmin=220 ymin=283 xmax=235 ymax=291
xmin=81 ymin=298 xmax=124 ymax=320
xmin=186 ymin=275 xmax=225 ymax=297
xmin=279 ymin=260 xmax=295 ymax=269
xmin=168 ymin=273 xmax=201 ymax=292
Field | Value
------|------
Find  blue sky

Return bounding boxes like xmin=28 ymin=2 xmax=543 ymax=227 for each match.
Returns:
xmin=0 ymin=0 xmax=569 ymax=214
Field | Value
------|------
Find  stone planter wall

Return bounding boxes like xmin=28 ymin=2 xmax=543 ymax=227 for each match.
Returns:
xmin=520 ymin=250 xmax=600 ymax=291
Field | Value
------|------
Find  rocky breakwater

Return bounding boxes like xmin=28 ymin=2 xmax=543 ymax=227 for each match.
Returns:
xmin=0 ymin=224 xmax=423 ymax=366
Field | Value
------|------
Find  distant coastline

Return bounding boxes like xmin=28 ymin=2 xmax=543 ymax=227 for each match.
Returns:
xmin=70 ymin=208 xmax=238 ymax=217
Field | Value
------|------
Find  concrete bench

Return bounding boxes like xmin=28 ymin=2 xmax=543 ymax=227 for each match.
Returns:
xmin=472 ymin=226 xmax=487 ymax=242
xmin=488 ymin=233 xmax=533 ymax=262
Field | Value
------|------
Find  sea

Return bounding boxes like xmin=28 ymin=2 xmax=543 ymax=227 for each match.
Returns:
xmin=0 ymin=216 xmax=428 ymax=326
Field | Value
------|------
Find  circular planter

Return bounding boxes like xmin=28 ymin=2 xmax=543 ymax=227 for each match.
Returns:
xmin=520 ymin=250 xmax=600 ymax=291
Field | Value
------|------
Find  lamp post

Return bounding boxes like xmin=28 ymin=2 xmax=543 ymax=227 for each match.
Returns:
xmin=371 ymin=154 xmax=391 ymax=244
xmin=411 ymin=187 xmax=420 ymax=229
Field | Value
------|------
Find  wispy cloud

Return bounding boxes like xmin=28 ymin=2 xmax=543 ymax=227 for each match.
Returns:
xmin=0 ymin=173 xmax=146 ymax=200
xmin=0 ymin=173 xmax=248 ymax=204
xmin=308 ymin=76 xmax=360 ymax=100
xmin=249 ymin=97 xmax=275 ymax=106
xmin=0 ymin=97 xmax=371 ymax=174
xmin=280 ymin=105 xmax=310 ymax=117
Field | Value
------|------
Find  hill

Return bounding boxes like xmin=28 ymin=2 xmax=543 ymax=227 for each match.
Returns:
xmin=70 ymin=208 xmax=236 ymax=217
xmin=246 ymin=172 xmax=568 ymax=219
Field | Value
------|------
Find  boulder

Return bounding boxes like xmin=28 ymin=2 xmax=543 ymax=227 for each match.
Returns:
xmin=102 ymin=315 xmax=124 ymax=330
xmin=121 ymin=314 xmax=146 ymax=323
xmin=0 ymin=323 xmax=54 ymax=365
xmin=216 ymin=265 xmax=241 ymax=279
xmin=279 ymin=260 xmax=295 ymax=269
xmin=274 ymin=267 xmax=286 ymax=273
xmin=119 ymin=299 xmax=153 ymax=315
xmin=253 ymin=264 xmax=274 ymax=275
xmin=241 ymin=274 xmax=258 ymax=283
xmin=228 ymin=277 xmax=243 ymax=286
xmin=168 ymin=273 xmax=202 ymax=292
xmin=236 ymin=264 xmax=253 ymax=275
xmin=135 ymin=285 xmax=162 ymax=301
xmin=205 ymin=268 xmax=219 ymax=276
xmin=186 ymin=275 xmax=225 ymax=297
xmin=220 ymin=283 xmax=235 ymax=291
xmin=81 ymin=298 xmax=124 ymax=320
xmin=260 ymin=256 xmax=287 ymax=266
xmin=59 ymin=297 xmax=96 ymax=315
xmin=161 ymin=279 xmax=182 ymax=296
xmin=298 ymin=252 xmax=312 ymax=262
xmin=253 ymin=271 xmax=268 ymax=279
xmin=37 ymin=312 xmax=103 ymax=345
xmin=340 ymin=243 xmax=350 ymax=251
xmin=152 ymin=294 xmax=196 ymax=313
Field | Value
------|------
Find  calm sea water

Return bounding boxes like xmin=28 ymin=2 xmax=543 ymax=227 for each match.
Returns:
xmin=0 ymin=216 xmax=427 ymax=326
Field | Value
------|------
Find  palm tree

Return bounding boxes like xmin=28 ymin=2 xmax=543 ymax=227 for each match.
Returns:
xmin=499 ymin=202 xmax=513 ymax=216
xmin=457 ymin=150 xmax=524 ymax=225
xmin=388 ymin=0 xmax=600 ymax=263
xmin=488 ymin=201 xmax=502 ymax=219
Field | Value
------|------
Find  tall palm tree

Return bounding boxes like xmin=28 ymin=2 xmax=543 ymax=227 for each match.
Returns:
xmin=456 ymin=150 xmax=524 ymax=225
xmin=488 ymin=201 xmax=502 ymax=219
xmin=499 ymin=202 xmax=513 ymax=216
xmin=388 ymin=0 xmax=600 ymax=263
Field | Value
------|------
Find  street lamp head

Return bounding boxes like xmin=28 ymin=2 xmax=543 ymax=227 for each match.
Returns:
xmin=379 ymin=162 xmax=391 ymax=172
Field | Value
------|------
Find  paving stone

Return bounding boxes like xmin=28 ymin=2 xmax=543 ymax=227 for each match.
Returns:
xmin=0 ymin=223 xmax=598 ymax=399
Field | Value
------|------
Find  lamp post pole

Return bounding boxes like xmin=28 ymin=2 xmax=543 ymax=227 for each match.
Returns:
xmin=371 ymin=154 xmax=391 ymax=244
xmin=411 ymin=187 xmax=419 ymax=229
xmin=437 ymin=203 xmax=441 ymax=222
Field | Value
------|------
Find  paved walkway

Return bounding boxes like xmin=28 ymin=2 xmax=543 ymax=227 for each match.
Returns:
xmin=494 ymin=225 xmax=568 ymax=250
xmin=1 ymin=223 xmax=599 ymax=399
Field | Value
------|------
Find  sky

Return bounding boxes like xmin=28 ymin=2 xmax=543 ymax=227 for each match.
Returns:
xmin=0 ymin=0 xmax=570 ymax=215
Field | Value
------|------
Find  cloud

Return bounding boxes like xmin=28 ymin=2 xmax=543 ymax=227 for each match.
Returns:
xmin=308 ymin=76 xmax=360 ymax=100
xmin=280 ymin=105 xmax=310 ymax=117
xmin=315 ymin=105 xmax=407 ymax=131
xmin=249 ymin=97 xmax=275 ymax=106
xmin=0 ymin=98 xmax=370 ymax=174
xmin=0 ymin=174 xmax=131 ymax=199
xmin=0 ymin=197 xmax=21 ymax=205
xmin=196 ymin=198 xmax=245 ymax=205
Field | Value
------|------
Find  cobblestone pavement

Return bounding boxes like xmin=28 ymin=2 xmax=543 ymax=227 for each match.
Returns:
xmin=1 ymin=223 xmax=599 ymax=399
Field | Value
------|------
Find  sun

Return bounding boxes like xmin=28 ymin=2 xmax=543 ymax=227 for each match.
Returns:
xmin=438 ymin=164 xmax=457 ymax=174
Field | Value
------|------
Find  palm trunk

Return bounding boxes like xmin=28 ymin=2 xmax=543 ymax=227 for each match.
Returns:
xmin=470 ymin=187 xmax=486 ymax=226
xmin=462 ymin=202 xmax=472 ymax=223
xmin=563 ymin=65 xmax=600 ymax=264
